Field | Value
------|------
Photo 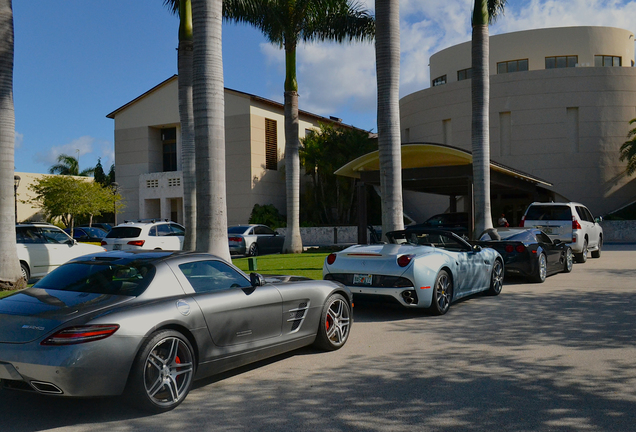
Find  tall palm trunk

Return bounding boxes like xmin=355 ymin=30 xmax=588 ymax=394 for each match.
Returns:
xmin=0 ymin=0 xmax=24 ymax=290
xmin=471 ymin=0 xmax=493 ymax=237
xmin=375 ymin=0 xmax=403 ymax=239
xmin=282 ymin=41 xmax=303 ymax=254
xmin=192 ymin=0 xmax=230 ymax=261
xmin=178 ymin=0 xmax=196 ymax=250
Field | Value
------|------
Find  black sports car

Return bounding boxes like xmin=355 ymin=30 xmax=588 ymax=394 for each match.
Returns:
xmin=474 ymin=227 xmax=573 ymax=283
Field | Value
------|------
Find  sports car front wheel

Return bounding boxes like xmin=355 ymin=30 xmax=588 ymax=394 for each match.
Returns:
xmin=429 ymin=270 xmax=453 ymax=316
xmin=314 ymin=293 xmax=351 ymax=351
xmin=127 ymin=330 xmax=195 ymax=412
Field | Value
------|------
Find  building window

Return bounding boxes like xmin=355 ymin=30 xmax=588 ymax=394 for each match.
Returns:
xmin=432 ymin=75 xmax=446 ymax=87
xmin=265 ymin=118 xmax=278 ymax=170
xmin=545 ymin=56 xmax=578 ymax=69
xmin=595 ymin=55 xmax=621 ymax=67
xmin=162 ymin=127 xmax=177 ymax=172
xmin=457 ymin=68 xmax=472 ymax=81
xmin=497 ymin=59 xmax=528 ymax=74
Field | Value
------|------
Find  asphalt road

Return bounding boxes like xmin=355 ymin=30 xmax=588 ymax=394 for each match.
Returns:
xmin=1 ymin=244 xmax=635 ymax=432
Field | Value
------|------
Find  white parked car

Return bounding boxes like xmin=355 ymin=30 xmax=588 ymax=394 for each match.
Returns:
xmin=520 ymin=202 xmax=603 ymax=263
xmin=16 ymin=223 xmax=105 ymax=281
xmin=101 ymin=220 xmax=185 ymax=251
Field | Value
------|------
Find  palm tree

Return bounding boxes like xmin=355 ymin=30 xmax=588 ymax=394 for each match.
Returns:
xmin=0 ymin=0 xmax=24 ymax=290
xmin=471 ymin=0 xmax=506 ymax=237
xmin=49 ymin=154 xmax=95 ymax=176
xmin=375 ymin=0 xmax=403 ymax=239
xmin=224 ymin=0 xmax=375 ymax=253
xmin=620 ymin=118 xmax=636 ymax=176
xmin=164 ymin=0 xmax=196 ymax=251
xmin=191 ymin=0 xmax=230 ymax=260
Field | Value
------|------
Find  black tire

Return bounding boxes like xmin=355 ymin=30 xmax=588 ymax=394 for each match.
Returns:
xmin=591 ymin=236 xmax=602 ymax=258
xmin=487 ymin=259 xmax=503 ymax=296
xmin=563 ymin=247 xmax=573 ymax=273
xmin=126 ymin=330 xmax=195 ymax=413
xmin=532 ymin=253 xmax=547 ymax=283
xmin=575 ymin=239 xmax=588 ymax=263
xmin=313 ymin=293 xmax=351 ymax=351
xmin=20 ymin=262 xmax=29 ymax=282
xmin=428 ymin=270 xmax=452 ymax=315
xmin=248 ymin=243 xmax=259 ymax=257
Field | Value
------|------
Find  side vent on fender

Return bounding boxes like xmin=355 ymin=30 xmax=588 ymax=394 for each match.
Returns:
xmin=288 ymin=301 xmax=309 ymax=332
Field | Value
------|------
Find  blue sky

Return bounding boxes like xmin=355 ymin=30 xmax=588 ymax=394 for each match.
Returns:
xmin=13 ymin=0 xmax=636 ymax=174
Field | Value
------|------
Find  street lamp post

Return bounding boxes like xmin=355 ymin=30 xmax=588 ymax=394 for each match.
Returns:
xmin=14 ymin=175 xmax=21 ymax=224
xmin=110 ymin=182 xmax=119 ymax=226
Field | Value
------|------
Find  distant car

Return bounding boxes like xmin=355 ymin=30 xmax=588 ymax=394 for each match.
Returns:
xmin=520 ymin=202 xmax=603 ymax=263
xmin=228 ymin=224 xmax=285 ymax=256
xmin=323 ymin=228 xmax=503 ymax=315
xmin=101 ymin=220 xmax=185 ymax=251
xmin=79 ymin=223 xmax=112 ymax=233
xmin=0 ymin=250 xmax=352 ymax=412
xmin=16 ymin=223 xmax=105 ymax=281
xmin=474 ymin=227 xmax=573 ymax=283
xmin=408 ymin=212 xmax=469 ymax=236
xmin=64 ymin=226 xmax=107 ymax=242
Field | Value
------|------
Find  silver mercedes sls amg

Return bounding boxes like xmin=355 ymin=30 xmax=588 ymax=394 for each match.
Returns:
xmin=0 ymin=250 xmax=352 ymax=412
xmin=323 ymin=229 xmax=503 ymax=315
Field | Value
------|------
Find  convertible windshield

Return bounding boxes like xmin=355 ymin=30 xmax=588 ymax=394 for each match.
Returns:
xmin=387 ymin=230 xmax=469 ymax=251
xmin=33 ymin=261 xmax=156 ymax=296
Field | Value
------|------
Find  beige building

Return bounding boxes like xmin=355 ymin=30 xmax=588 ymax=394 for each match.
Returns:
xmin=107 ymin=75 xmax=349 ymax=226
xmin=400 ymin=26 xmax=636 ymax=222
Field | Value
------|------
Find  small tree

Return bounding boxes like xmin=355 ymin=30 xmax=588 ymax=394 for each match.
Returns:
xmin=620 ymin=118 xmax=636 ymax=176
xmin=300 ymin=124 xmax=377 ymax=225
xmin=94 ymin=157 xmax=108 ymax=186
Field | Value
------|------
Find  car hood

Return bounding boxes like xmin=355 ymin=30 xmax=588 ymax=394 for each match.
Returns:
xmin=0 ymin=288 xmax=133 ymax=344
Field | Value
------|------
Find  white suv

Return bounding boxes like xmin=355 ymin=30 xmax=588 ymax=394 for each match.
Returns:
xmin=101 ymin=220 xmax=185 ymax=251
xmin=520 ymin=202 xmax=603 ymax=263
xmin=16 ymin=223 xmax=105 ymax=281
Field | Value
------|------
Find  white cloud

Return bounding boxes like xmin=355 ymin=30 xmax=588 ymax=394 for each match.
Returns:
xmin=34 ymin=135 xmax=96 ymax=167
xmin=14 ymin=131 xmax=23 ymax=149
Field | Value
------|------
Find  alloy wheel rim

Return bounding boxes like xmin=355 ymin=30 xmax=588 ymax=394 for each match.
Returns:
xmin=539 ymin=254 xmax=547 ymax=281
xmin=566 ymin=249 xmax=573 ymax=271
xmin=325 ymin=299 xmax=350 ymax=346
xmin=436 ymin=274 xmax=451 ymax=311
xmin=492 ymin=261 xmax=503 ymax=293
xmin=144 ymin=336 xmax=194 ymax=407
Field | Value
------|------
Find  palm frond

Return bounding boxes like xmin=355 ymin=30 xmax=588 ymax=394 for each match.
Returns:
xmin=487 ymin=0 xmax=507 ymax=23
xmin=163 ymin=0 xmax=180 ymax=15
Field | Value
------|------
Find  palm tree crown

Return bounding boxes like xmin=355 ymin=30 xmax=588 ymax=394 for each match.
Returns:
xmin=49 ymin=154 xmax=94 ymax=176
xmin=620 ymin=118 xmax=636 ymax=176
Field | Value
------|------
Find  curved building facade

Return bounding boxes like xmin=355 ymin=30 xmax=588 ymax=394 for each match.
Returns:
xmin=400 ymin=26 xmax=636 ymax=219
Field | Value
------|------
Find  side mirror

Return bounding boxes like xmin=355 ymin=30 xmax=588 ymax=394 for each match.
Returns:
xmin=595 ymin=217 xmax=603 ymax=223
xmin=250 ymin=272 xmax=265 ymax=287
xmin=553 ymin=239 xmax=562 ymax=245
xmin=472 ymin=245 xmax=482 ymax=252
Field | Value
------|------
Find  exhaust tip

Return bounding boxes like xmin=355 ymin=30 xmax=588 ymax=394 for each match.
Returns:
xmin=401 ymin=290 xmax=418 ymax=305
xmin=30 ymin=381 xmax=63 ymax=394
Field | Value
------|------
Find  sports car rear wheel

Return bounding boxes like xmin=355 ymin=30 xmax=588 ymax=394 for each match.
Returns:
xmin=487 ymin=259 xmax=503 ymax=296
xmin=563 ymin=248 xmax=573 ymax=273
xmin=314 ymin=293 xmax=351 ymax=351
xmin=532 ymin=253 xmax=547 ymax=283
xmin=127 ymin=330 xmax=195 ymax=412
xmin=429 ymin=270 xmax=452 ymax=315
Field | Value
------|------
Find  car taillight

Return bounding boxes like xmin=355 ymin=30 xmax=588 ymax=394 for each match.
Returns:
xmin=228 ymin=236 xmax=242 ymax=243
xmin=504 ymin=244 xmax=514 ymax=253
xmin=519 ymin=216 xmax=525 ymax=227
xmin=101 ymin=240 xmax=107 ymax=246
xmin=326 ymin=253 xmax=337 ymax=265
xmin=515 ymin=244 xmax=526 ymax=253
xmin=397 ymin=254 xmax=414 ymax=267
xmin=41 ymin=325 xmax=120 ymax=346
xmin=127 ymin=240 xmax=145 ymax=247
xmin=572 ymin=217 xmax=581 ymax=230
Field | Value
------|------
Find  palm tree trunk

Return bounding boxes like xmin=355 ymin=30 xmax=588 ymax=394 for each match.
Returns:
xmin=282 ymin=44 xmax=302 ymax=253
xmin=0 ymin=0 xmax=24 ymax=289
xmin=471 ymin=0 xmax=493 ymax=237
xmin=375 ymin=0 xmax=404 ymax=240
xmin=178 ymin=0 xmax=196 ymax=251
xmin=192 ymin=0 xmax=230 ymax=261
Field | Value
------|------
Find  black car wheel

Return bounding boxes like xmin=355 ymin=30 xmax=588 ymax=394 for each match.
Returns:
xmin=313 ymin=293 xmax=351 ymax=351
xmin=127 ymin=330 xmax=195 ymax=412
xmin=591 ymin=237 xmax=602 ymax=258
xmin=532 ymin=253 xmax=547 ymax=283
xmin=575 ymin=240 xmax=588 ymax=263
xmin=248 ymin=243 xmax=259 ymax=257
xmin=487 ymin=259 xmax=503 ymax=296
xmin=429 ymin=270 xmax=452 ymax=315
xmin=20 ymin=262 xmax=29 ymax=282
xmin=563 ymin=248 xmax=573 ymax=273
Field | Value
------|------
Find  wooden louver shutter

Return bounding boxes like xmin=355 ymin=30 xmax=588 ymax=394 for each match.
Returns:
xmin=265 ymin=118 xmax=277 ymax=170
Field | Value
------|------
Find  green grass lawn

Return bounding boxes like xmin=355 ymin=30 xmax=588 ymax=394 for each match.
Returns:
xmin=232 ymin=252 xmax=329 ymax=280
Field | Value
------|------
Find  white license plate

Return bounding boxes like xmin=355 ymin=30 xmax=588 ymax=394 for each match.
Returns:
xmin=353 ymin=274 xmax=373 ymax=285
xmin=113 ymin=244 xmax=122 ymax=250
